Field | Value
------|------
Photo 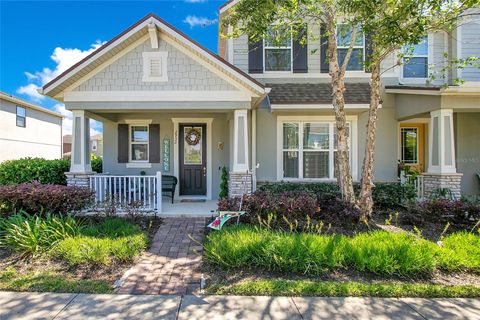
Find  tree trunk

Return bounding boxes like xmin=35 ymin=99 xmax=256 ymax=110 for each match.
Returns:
xmin=326 ymin=19 xmax=355 ymax=203
xmin=358 ymin=61 xmax=381 ymax=218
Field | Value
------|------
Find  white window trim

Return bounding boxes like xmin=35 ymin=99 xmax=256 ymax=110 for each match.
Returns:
xmin=399 ymin=127 xmax=419 ymax=165
xmin=263 ymin=26 xmax=293 ymax=73
xmin=276 ymin=115 xmax=358 ymax=182
xmin=336 ymin=23 xmax=365 ymax=72
xmin=400 ymin=34 xmax=432 ymax=84
xmin=128 ymin=124 xmax=149 ymax=164
xmin=142 ymin=51 xmax=168 ymax=82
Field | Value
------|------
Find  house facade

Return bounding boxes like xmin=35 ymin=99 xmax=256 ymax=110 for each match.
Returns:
xmin=41 ymin=7 xmax=479 ymax=205
xmin=63 ymin=134 xmax=103 ymax=158
xmin=0 ymin=91 xmax=63 ymax=162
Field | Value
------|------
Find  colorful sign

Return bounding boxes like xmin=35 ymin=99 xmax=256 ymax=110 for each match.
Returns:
xmin=163 ymin=138 xmax=170 ymax=172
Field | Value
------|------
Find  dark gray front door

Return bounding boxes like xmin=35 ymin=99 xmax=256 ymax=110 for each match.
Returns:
xmin=179 ymin=124 xmax=207 ymax=196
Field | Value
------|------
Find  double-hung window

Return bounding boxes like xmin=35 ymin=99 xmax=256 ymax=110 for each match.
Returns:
xmin=400 ymin=128 xmax=418 ymax=164
xmin=282 ymin=121 xmax=351 ymax=180
xmin=130 ymin=125 xmax=149 ymax=162
xmin=16 ymin=106 xmax=26 ymax=127
xmin=403 ymin=36 xmax=428 ymax=78
xmin=337 ymin=24 xmax=365 ymax=71
xmin=264 ymin=26 xmax=292 ymax=72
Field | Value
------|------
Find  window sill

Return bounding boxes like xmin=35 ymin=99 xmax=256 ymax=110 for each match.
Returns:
xmin=126 ymin=162 xmax=152 ymax=168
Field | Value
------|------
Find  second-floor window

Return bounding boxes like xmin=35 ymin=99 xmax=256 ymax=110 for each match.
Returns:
xmin=337 ymin=24 xmax=365 ymax=71
xmin=16 ymin=106 xmax=26 ymax=127
xmin=264 ymin=26 xmax=292 ymax=72
xmin=403 ymin=37 xmax=428 ymax=78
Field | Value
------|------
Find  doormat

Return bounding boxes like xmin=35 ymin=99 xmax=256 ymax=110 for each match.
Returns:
xmin=181 ymin=199 xmax=206 ymax=203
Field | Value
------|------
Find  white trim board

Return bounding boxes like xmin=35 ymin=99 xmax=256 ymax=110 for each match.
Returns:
xmin=172 ymin=118 xmax=214 ymax=200
xmin=271 ymin=103 xmax=376 ymax=110
xmin=64 ymin=91 xmax=252 ymax=102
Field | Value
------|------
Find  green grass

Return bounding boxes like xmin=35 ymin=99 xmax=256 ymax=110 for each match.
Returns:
xmin=0 ymin=267 xmax=112 ymax=294
xmin=52 ymin=218 xmax=148 ymax=266
xmin=204 ymin=225 xmax=480 ymax=277
xmin=207 ymin=279 xmax=480 ymax=298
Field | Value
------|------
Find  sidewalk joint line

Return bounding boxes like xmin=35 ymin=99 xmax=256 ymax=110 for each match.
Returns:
xmin=52 ymin=293 xmax=78 ymax=320
xmin=400 ymin=299 xmax=428 ymax=320
xmin=290 ymin=297 xmax=304 ymax=320
xmin=175 ymin=294 xmax=184 ymax=320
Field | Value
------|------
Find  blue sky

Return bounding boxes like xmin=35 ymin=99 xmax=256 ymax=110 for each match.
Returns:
xmin=0 ymin=0 xmax=224 ymax=134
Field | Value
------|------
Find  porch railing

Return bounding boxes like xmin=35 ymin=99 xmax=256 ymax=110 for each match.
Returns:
xmin=89 ymin=172 xmax=162 ymax=212
xmin=401 ymin=172 xmax=425 ymax=200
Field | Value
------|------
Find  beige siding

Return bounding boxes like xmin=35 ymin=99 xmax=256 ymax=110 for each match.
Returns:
xmin=431 ymin=32 xmax=448 ymax=85
xmin=0 ymin=98 xmax=62 ymax=162
xmin=232 ymin=34 xmax=249 ymax=73
xmin=73 ymin=39 xmax=237 ymax=92
xmin=307 ymin=23 xmax=321 ymax=73
xmin=461 ymin=19 xmax=480 ymax=81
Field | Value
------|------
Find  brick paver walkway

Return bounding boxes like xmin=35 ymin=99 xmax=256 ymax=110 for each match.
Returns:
xmin=116 ymin=217 xmax=206 ymax=295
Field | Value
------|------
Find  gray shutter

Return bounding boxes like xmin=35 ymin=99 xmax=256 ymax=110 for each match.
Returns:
xmin=149 ymin=124 xmax=160 ymax=163
xmin=364 ymin=33 xmax=373 ymax=73
xmin=320 ymin=24 xmax=329 ymax=73
xmin=118 ymin=124 xmax=128 ymax=163
xmin=248 ymin=36 xmax=263 ymax=73
xmin=293 ymin=24 xmax=308 ymax=73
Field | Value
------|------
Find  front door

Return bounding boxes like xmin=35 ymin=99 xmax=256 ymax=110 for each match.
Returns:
xmin=400 ymin=123 xmax=425 ymax=172
xmin=179 ymin=124 xmax=207 ymax=196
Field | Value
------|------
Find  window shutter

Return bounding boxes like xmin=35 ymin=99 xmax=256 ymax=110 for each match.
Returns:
xmin=149 ymin=124 xmax=160 ymax=163
xmin=118 ymin=124 xmax=128 ymax=163
xmin=248 ymin=36 xmax=263 ymax=73
xmin=364 ymin=33 xmax=373 ymax=73
xmin=293 ymin=24 xmax=308 ymax=73
xmin=320 ymin=24 xmax=329 ymax=73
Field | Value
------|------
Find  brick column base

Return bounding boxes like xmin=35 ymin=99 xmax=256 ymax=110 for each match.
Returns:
xmin=65 ymin=172 xmax=95 ymax=188
xmin=422 ymin=173 xmax=463 ymax=199
xmin=229 ymin=172 xmax=252 ymax=197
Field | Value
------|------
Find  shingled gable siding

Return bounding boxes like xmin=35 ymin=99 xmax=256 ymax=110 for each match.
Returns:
xmin=73 ymin=39 xmax=238 ymax=92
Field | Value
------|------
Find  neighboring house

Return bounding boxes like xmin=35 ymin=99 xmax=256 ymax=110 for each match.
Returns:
xmin=39 ymin=9 xmax=480 ymax=208
xmin=0 ymin=91 xmax=63 ymax=162
xmin=63 ymin=134 xmax=103 ymax=158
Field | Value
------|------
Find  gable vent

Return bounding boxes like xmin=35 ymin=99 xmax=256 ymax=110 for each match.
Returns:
xmin=142 ymin=52 xmax=168 ymax=82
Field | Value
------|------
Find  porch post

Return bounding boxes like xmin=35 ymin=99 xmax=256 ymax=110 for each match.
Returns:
xmin=423 ymin=109 xmax=462 ymax=198
xmin=66 ymin=110 xmax=94 ymax=187
xmin=229 ymin=109 xmax=252 ymax=197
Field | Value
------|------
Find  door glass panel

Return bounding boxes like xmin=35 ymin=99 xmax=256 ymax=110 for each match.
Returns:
xmin=184 ymin=127 xmax=202 ymax=165
xmin=401 ymin=128 xmax=418 ymax=164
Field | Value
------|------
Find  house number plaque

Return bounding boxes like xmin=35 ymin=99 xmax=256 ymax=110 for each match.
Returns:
xmin=163 ymin=138 xmax=170 ymax=172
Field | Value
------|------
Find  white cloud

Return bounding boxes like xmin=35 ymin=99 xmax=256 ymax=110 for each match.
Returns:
xmin=185 ymin=0 xmax=208 ymax=3
xmin=53 ymin=103 xmax=102 ymax=136
xmin=183 ymin=15 xmax=217 ymax=28
xmin=17 ymin=41 xmax=104 ymax=101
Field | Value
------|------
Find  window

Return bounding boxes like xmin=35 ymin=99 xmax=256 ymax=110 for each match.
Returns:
xmin=142 ymin=52 xmax=168 ymax=82
xmin=337 ymin=24 xmax=364 ymax=71
xmin=282 ymin=121 xmax=351 ymax=179
xmin=264 ymin=26 xmax=292 ymax=72
xmin=401 ymin=128 xmax=418 ymax=164
xmin=16 ymin=106 xmax=26 ymax=127
xmin=130 ymin=125 xmax=149 ymax=162
xmin=91 ymin=140 xmax=98 ymax=151
xmin=403 ymin=37 xmax=428 ymax=78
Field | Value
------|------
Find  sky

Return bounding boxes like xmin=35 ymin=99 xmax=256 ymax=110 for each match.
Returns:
xmin=0 ymin=0 xmax=224 ymax=135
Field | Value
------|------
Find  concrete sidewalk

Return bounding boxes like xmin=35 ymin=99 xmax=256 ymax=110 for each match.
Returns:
xmin=0 ymin=291 xmax=479 ymax=320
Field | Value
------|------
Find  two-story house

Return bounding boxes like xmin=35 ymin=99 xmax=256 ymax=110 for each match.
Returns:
xmin=39 ymin=5 xmax=479 ymax=213
xmin=0 ymin=91 xmax=63 ymax=162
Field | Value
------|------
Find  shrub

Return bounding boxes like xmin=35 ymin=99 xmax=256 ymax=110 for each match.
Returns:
xmin=91 ymin=154 xmax=102 ymax=173
xmin=0 ymin=158 xmax=69 ymax=185
xmin=0 ymin=182 xmax=94 ymax=215
xmin=204 ymin=226 xmax=446 ymax=276
xmin=0 ymin=212 xmax=83 ymax=255
xmin=401 ymin=199 xmax=480 ymax=226
xmin=438 ymin=231 xmax=480 ymax=272
xmin=53 ymin=218 xmax=147 ymax=266
xmin=371 ymin=183 xmax=416 ymax=210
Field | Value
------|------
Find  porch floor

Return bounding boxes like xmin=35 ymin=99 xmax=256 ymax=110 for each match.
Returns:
xmin=160 ymin=199 xmax=217 ymax=217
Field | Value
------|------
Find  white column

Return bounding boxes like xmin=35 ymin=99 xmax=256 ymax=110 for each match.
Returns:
xmin=70 ymin=110 xmax=92 ymax=173
xmin=233 ymin=109 xmax=249 ymax=172
xmin=427 ymin=109 xmax=456 ymax=174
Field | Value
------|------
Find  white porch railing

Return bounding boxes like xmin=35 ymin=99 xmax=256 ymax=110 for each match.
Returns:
xmin=89 ymin=172 xmax=162 ymax=212
xmin=401 ymin=172 xmax=425 ymax=200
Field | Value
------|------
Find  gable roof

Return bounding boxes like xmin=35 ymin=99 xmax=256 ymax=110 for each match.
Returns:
xmin=41 ymin=13 xmax=265 ymax=99
xmin=0 ymin=91 xmax=63 ymax=118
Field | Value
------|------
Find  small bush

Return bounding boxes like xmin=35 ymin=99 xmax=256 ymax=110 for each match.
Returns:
xmin=0 ymin=158 xmax=70 ymax=185
xmin=0 ymin=212 xmax=83 ymax=255
xmin=53 ymin=218 xmax=147 ymax=266
xmin=438 ymin=231 xmax=480 ymax=272
xmin=91 ymin=154 xmax=102 ymax=173
xmin=371 ymin=183 xmax=417 ymax=210
xmin=0 ymin=182 xmax=93 ymax=215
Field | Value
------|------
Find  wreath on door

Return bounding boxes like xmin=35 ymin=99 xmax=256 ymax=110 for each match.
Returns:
xmin=185 ymin=127 xmax=201 ymax=145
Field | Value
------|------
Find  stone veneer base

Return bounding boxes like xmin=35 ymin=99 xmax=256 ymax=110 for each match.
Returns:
xmin=422 ymin=172 xmax=463 ymax=199
xmin=229 ymin=172 xmax=252 ymax=197
xmin=65 ymin=172 xmax=95 ymax=188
